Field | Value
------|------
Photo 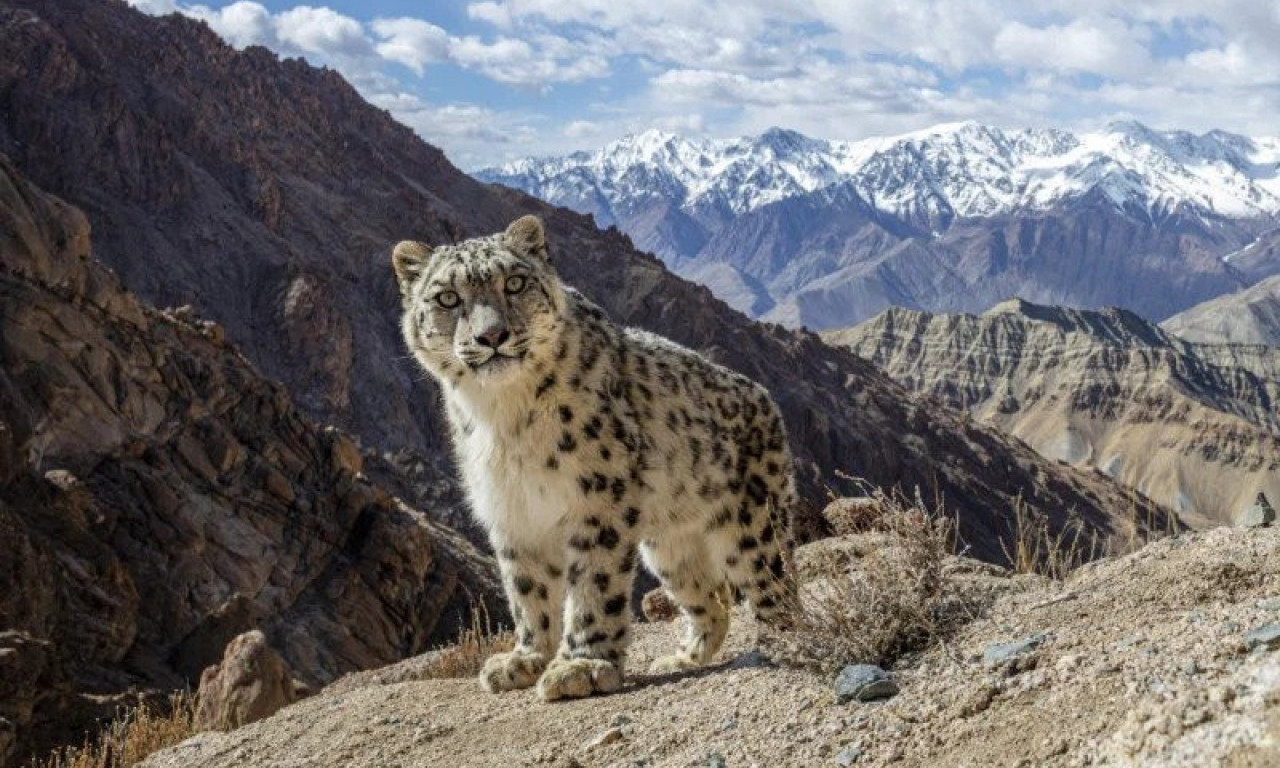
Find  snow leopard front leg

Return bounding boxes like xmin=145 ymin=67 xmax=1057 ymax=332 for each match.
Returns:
xmin=537 ymin=517 xmax=637 ymax=701
xmin=479 ymin=541 xmax=565 ymax=693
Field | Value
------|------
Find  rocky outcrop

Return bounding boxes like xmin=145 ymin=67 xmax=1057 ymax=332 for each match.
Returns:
xmin=0 ymin=154 xmax=499 ymax=765
xmin=825 ymin=299 xmax=1280 ymax=527
xmin=193 ymin=631 xmax=300 ymax=732
xmin=1163 ymin=271 xmax=1280 ymax=347
xmin=0 ymin=0 xmax=1174 ymax=555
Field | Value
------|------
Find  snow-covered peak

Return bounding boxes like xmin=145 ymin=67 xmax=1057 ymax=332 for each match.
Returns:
xmin=476 ymin=122 xmax=1280 ymax=226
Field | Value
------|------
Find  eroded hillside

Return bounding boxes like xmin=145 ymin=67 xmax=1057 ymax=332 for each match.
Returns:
xmin=826 ymin=299 xmax=1280 ymax=527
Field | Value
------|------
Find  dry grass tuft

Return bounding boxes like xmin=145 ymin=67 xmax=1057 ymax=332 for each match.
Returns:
xmin=999 ymin=500 xmax=1104 ymax=580
xmin=30 ymin=692 xmax=195 ymax=768
xmin=415 ymin=603 xmax=514 ymax=680
xmin=767 ymin=484 xmax=963 ymax=673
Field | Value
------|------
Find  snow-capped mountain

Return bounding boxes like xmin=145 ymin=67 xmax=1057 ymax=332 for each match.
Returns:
xmin=477 ymin=122 xmax=1280 ymax=329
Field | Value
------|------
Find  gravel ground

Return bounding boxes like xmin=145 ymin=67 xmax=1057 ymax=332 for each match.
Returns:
xmin=141 ymin=526 xmax=1280 ymax=768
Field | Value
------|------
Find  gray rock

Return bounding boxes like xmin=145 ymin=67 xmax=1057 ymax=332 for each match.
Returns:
xmin=835 ymin=664 xmax=899 ymax=703
xmin=1240 ymin=493 xmax=1276 ymax=528
xmin=732 ymin=650 xmax=775 ymax=669
xmin=704 ymin=751 xmax=727 ymax=768
xmin=835 ymin=745 xmax=863 ymax=766
xmin=1244 ymin=623 xmax=1280 ymax=651
xmin=984 ymin=633 xmax=1047 ymax=666
xmin=1258 ymin=597 xmax=1280 ymax=612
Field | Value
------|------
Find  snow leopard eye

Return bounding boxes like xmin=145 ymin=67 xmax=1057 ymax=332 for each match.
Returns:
xmin=503 ymin=274 xmax=527 ymax=295
xmin=435 ymin=290 xmax=461 ymax=309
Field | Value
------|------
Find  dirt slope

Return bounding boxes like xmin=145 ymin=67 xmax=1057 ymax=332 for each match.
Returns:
xmin=140 ymin=526 xmax=1280 ymax=768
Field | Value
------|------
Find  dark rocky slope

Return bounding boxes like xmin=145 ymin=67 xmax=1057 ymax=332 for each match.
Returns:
xmin=0 ymin=0 xmax=1176 ymax=554
xmin=0 ymin=154 xmax=498 ymax=766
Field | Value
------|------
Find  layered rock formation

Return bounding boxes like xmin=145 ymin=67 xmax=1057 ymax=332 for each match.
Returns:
xmin=1163 ymin=271 xmax=1280 ymax=347
xmin=826 ymin=299 xmax=1280 ymax=527
xmin=0 ymin=0 xmax=1172 ymax=554
xmin=0 ymin=154 xmax=498 ymax=766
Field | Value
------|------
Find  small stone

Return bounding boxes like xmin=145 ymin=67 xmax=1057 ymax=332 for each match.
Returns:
xmin=1259 ymin=597 xmax=1280 ymax=612
xmin=1055 ymin=654 xmax=1083 ymax=673
xmin=835 ymin=665 xmax=898 ymax=703
xmin=611 ymin=714 xmax=633 ymax=728
xmin=984 ymin=633 xmax=1046 ymax=666
xmin=1244 ymin=623 xmax=1280 ymax=651
xmin=716 ymin=716 xmax=738 ymax=732
xmin=1239 ymin=492 xmax=1276 ymax=528
xmin=835 ymin=745 xmax=862 ymax=766
xmin=733 ymin=651 xmax=774 ymax=669
xmin=704 ymin=750 xmax=727 ymax=768
xmin=585 ymin=727 xmax=624 ymax=750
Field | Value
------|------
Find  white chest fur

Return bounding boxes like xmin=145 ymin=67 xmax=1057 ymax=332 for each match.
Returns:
xmin=448 ymin=388 xmax=585 ymax=548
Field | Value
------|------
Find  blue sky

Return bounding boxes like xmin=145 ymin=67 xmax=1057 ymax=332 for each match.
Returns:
xmin=128 ymin=1 xmax=1280 ymax=169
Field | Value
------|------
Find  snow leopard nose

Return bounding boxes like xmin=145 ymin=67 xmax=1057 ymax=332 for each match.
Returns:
xmin=475 ymin=325 xmax=511 ymax=349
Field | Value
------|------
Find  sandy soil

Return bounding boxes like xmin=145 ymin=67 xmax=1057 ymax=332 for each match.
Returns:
xmin=141 ymin=527 xmax=1280 ymax=768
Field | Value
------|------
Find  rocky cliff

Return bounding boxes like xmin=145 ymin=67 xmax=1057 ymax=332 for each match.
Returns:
xmin=0 ymin=154 xmax=499 ymax=766
xmin=826 ymin=299 xmax=1280 ymax=527
xmin=0 ymin=0 xmax=1172 ymax=552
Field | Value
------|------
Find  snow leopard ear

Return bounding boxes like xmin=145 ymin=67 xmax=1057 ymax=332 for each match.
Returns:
xmin=392 ymin=240 xmax=433 ymax=294
xmin=505 ymin=215 xmax=548 ymax=261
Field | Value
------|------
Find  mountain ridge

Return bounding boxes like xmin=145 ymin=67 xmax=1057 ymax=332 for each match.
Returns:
xmin=825 ymin=298 xmax=1280 ymax=527
xmin=480 ymin=122 xmax=1280 ymax=329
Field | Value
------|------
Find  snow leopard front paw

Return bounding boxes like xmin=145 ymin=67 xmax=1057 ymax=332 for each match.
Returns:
xmin=536 ymin=657 xmax=623 ymax=701
xmin=478 ymin=649 xmax=548 ymax=693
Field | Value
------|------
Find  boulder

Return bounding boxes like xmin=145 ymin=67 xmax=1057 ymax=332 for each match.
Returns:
xmin=194 ymin=631 xmax=298 ymax=731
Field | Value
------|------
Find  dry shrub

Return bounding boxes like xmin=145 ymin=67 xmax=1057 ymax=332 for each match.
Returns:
xmin=414 ymin=603 xmax=513 ymax=679
xmin=767 ymin=486 xmax=962 ymax=673
xmin=999 ymin=500 xmax=1104 ymax=580
xmin=821 ymin=496 xmax=890 ymax=534
xmin=31 ymin=692 xmax=195 ymax=768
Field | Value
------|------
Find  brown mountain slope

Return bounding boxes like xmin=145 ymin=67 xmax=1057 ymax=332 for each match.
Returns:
xmin=825 ymin=299 xmax=1280 ymax=527
xmin=1163 ymin=272 xmax=1280 ymax=347
xmin=0 ymin=0 xmax=1175 ymax=556
xmin=0 ymin=154 xmax=499 ymax=766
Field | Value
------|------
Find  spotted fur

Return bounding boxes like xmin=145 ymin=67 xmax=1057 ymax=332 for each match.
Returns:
xmin=394 ymin=215 xmax=797 ymax=701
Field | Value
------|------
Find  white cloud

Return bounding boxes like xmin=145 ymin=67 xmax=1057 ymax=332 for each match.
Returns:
xmin=371 ymin=18 xmax=451 ymax=75
xmin=184 ymin=1 xmax=275 ymax=48
xmin=993 ymin=18 xmax=1153 ymax=78
xmin=564 ymin=120 xmax=601 ymax=139
xmin=125 ymin=0 xmax=1280 ymax=165
xmin=467 ymin=1 xmax=513 ymax=28
xmin=274 ymin=6 xmax=373 ymax=58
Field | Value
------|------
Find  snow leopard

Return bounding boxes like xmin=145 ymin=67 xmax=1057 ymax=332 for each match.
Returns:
xmin=393 ymin=215 xmax=797 ymax=701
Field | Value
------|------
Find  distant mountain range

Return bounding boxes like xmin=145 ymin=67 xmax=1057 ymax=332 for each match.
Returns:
xmin=1163 ymin=272 xmax=1280 ymax=346
xmin=478 ymin=123 xmax=1280 ymax=329
xmin=826 ymin=299 xmax=1280 ymax=527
